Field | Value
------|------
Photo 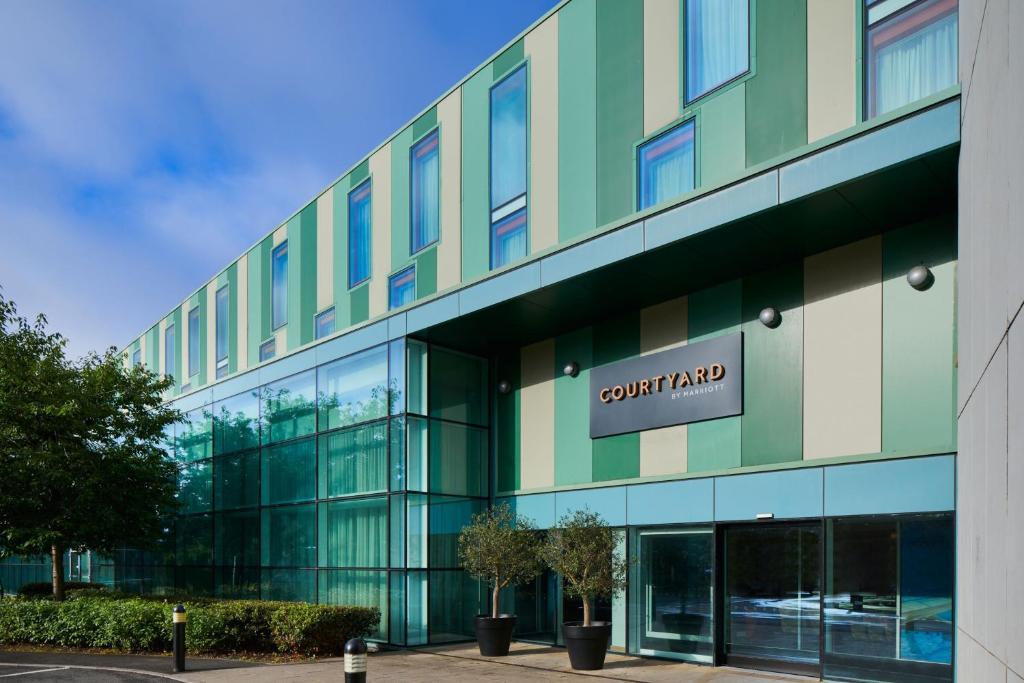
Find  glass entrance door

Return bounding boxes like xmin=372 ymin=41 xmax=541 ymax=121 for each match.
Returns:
xmin=630 ymin=528 xmax=714 ymax=663
xmin=722 ymin=522 xmax=822 ymax=675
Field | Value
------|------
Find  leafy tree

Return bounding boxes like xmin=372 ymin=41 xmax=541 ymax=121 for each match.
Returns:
xmin=541 ymin=509 xmax=629 ymax=627
xmin=0 ymin=295 xmax=180 ymax=599
xmin=458 ymin=503 xmax=543 ymax=618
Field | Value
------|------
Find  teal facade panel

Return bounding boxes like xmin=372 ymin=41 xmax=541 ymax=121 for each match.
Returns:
xmin=626 ymin=479 xmax=714 ymax=526
xmin=714 ymin=468 xmax=823 ymax=521
xmin=554 ymin=487 xmax=627 ymax=527
xmin=824 ymin=455 xmax=955 ymax=516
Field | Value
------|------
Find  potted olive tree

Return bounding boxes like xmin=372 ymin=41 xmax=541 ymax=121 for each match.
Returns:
xmin=542 ymin=509 xmax=629 ymax=671
xmin=458 ymin=503 xmax=542 ymax=656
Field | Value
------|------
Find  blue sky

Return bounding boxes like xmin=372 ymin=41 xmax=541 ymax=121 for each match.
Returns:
xmin=0 ymin=0 xmax=557 ymax=359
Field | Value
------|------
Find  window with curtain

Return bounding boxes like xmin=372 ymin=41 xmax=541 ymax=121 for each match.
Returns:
xmin=490 ymin=65 xmax=528 ymax=268
xmin=318 ymin=421 xmax=388 ymax=499
xmin=260 ymin=438 xmax=316 ymax=505
xmin=261 ymin=370 xmax=316 ymax=445
xmin=637 ymin=120 xmax=696 ymax=210
xmin=411 ymin=129 xmax=440 ymax=253
xmin=271 ymin=241 xmax=288 ymax=329
xmin=215 ymin=285 xmax=228 ymax=375
xmin=165 ymin=323 xmax=176 ymax=380
xmin=317 ymin=344 xmax=389 ymax=431
xmin=866 ymin=0 xmax=958 ymax=117
xmin=315 ymin=307 xmax=335 ymax=339
xmin=188 ymin=306 xmax=200 ymax=378
xmin=259 ymin=338 xmax=275 ymax=362
xmin=389 ymin=266 xmax=416 ymax=310
xmin=318 ymin=497 xmax=388 ymax=567
xmin=349 ymin=180 xmax=372 ymax=288
xmin=132 ymin=348 xmax=141 ymax=367
xmin=685 ymin=0 xmax=749 ymax=102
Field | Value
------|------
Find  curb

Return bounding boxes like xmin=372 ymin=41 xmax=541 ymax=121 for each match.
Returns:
xmin=0 ymin=662 xmax=189 ymax=681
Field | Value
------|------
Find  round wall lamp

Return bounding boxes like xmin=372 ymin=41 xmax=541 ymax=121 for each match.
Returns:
xmin=907 ymin=264 xmax=933 ymax=291
xmin=496 ymin=380 xmax=512 ymax=395
xmin=759 ymin=307 xmax=781 ymax=329
xmin=562 ymin=361 xmax=580 ymax=378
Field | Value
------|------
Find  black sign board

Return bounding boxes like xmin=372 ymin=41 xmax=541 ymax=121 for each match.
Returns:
xmin=589 ymin=333 xmax=743 ymax=438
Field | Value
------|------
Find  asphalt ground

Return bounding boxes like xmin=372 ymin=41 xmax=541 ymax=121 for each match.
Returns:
xmin=0 ymin=652 xmax=257 ymax=682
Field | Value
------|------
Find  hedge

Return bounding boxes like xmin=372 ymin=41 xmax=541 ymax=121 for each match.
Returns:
xmin=18 ymin=582 xmax=108 ymax=598
xmin=0 ymin=596 xmax=379 ymax=656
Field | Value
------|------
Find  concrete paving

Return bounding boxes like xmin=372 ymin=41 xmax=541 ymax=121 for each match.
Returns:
xmin=176 ymin=642 xmax=816 ymax=683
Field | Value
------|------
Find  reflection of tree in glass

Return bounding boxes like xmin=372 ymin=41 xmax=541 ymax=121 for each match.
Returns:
xmin=318 ymin=380 xmax=393 ymax=429
xmin=213 ymin=399 xmax=259 ymax=453
xmin=262 ymin=386 xmax=316 ymax=441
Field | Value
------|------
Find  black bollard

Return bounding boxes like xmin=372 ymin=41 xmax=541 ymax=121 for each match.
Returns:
xmin=344 ymin=637 xmax=367 ymax=683
xmin=172 ymin=604 xmax=187 ymax=672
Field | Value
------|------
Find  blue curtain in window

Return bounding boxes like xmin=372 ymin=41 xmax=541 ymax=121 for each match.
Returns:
xmin=348 ymin=181 xmax=372 ymax=287
xmin=215 ymin=286 xmax=228 ymax=363
xmin=638 ymin=121 xmax=696 ymax=210
xmin=869 ymin=0 xmax=957 ymax=116
xmin=491 ymin=208 xmax=527 ymax=268
xmin=490 ymin=66 xmax=527 ymax=210
xmin=188 ymin=307 xmax=200 ymax=376
xmin=411 ymin=131 xmax=440 ymax=253
xmin=165 ymin=325 xmax=176 ymax=379
xmin=389 ymin=267 xmax=416 ymax=310
xmin=686 ymin=0 xmax=749 ymax=102
xmin=271 ymin=242 xmax=288 ymax=329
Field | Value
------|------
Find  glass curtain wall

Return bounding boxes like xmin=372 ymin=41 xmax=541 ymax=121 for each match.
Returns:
xmin=101 ymin=337 xmax=486 ymax=647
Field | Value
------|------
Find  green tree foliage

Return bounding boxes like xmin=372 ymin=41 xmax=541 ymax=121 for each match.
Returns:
xmin=458 ymin=503 xmax=543 ymax=618
xmin=0 ymin=294 xmax=180 ymax=600
xmin=541 ymin=509 xmax=629 ymax=627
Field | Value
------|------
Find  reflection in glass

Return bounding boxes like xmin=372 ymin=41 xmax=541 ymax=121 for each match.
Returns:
xmin=407 ymin=340 xmax=428 ymax=415
xmin=262 ymin=568 xmax=315 ymax=602
xmin=178 ymin=408 xmax=212 ymax=462
xmin=724 ymin=524 xmax=821 ymax=666
xmin=175 ymin=514 xmax=212 ymax=566
xmin=317 ymin=345 xmax=389 ymax=431
xmin=261 ymin=504 xmax=316 ymax=568
xmin=428 ymin=347 xmax=487 ymax=426
xmin=388 ymin=339 xmax=405 ymax=416
xmin=260 ymin=438 xmax=315 ymax=505
xmin=428 ymin=420 xmax=487 ymax=497
xmin=261 ymin=371 xmax=316 ymax=444
xmin=429 ymin=570 xmax=481 ymax=643
xmin=214 ymin=450 xmax=258 ymax=510
xmin=214 ymin=509 xmax=259 ymax=567
xmin=630 ymin=528 xmax=714 ymax=663
xmin=511 ymin=567 xmax=558 ymax=643
xmin=319 ymin=569 xmax=388 ymax=639
xmin=213 ymin=391 xmax=259 ymax=455
xmin=428 ymin=496 xmax=484 ymax=569
xmin=406 ymin=417 xmax=429 ymax=493
xmin=178 ymin=459 xmax=212 ymax=513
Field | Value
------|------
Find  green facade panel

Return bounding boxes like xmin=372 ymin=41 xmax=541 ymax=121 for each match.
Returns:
xmin=554 ymin=326 xmax=593 ymax=486
xmin=259 ymin=237 xmax=273 ymax=344
xmin=591 ymin=312 xmax=640 ymax=482
xmin=558 ymin=0 xmax=597 ymax=242
xmin=740 ymin=263 xmax=804 ymax=466
xmin=198 ymin=285 xmax=208 ymax=386
xmin=596 ymin=0 xmax=644 ymax=226
xmin=882 ymin=219 xmax=957 ymax=454
xmin=493 ymin=39 xmax=525 ymax=80
xmin=687 ymin=280 xmax=742 ymax=472
xmin=298 ymin=203 xmax=318 ymax=348
xmin=332 ymin=177 xmax=352 ymax=330
xmin=745 ymin=0 xmax=808 ymax=167
xmin=412 ymin=107 xmax=437 ymax=140
xmin=700 ymin=83 xmax=747 ymax=186
xmin=247 ymin=246 xmax=262 ymax=367
xmin=350 ymin=284 xmax=369 ymax=325
xmin=391 ymin=126 xmax=415 ymax=271
xmin=415 ymin=247 xmax=437 ymax=299
xmin=227 ymin=262 xmax=238 ymax=374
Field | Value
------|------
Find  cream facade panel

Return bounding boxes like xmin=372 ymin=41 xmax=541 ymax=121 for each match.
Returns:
xmin=520 ymin=339 xmax=556 ymax=490
xmin=639 ymin=296 xmax=688 ymax=476
xmin=237 ymin=252 xmax=249 ymax=373
xmin=437 ymin=88 xmax=463 ymax=291
xmin=272 ymin=224 xmax=287 ymax=247
xmin=316 ymin=191 xmax=334 ymax=311
xmin=157 ymin=320 xmax=166 ymax=376
xmin=803 ymin=236 xmax=883 ymax=459
xmin=807 ymin=0 xmax=857 ymax=141
xmin=525 ymin=12 xmax=559 ymax=254
xmin=206 ymin=283 xmax=216 ymax=381
xmin=643 ymin=0 xmax=680 ymax=135
xmin=368 ymin=144 xmax=392 ymax=317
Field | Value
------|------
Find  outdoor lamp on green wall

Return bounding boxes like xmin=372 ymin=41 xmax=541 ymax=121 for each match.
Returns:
xmin=907 ymin=264 xmax=933 ymax=291
xmin=758 ymin=307 xmax=781 ymax=328
xmin=563 ymin=361 xmax=580 ymax=378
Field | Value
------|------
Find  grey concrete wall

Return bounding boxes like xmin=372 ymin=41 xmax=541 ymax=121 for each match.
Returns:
xmin=957 ymin=0 xmax=1024 ymax=680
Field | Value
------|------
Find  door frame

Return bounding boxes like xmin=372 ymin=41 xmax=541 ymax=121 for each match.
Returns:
xmin=713 ymin=518 xmax=826 ymax=679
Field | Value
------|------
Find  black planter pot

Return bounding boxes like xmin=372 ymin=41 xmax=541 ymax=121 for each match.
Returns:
xmin=474 ymin=614 xmax=517 ymax=656
xmin=562 ymin=621 xmax=612 ymax=670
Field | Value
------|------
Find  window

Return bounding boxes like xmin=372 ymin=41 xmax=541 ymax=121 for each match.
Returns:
xmin=215 ymin=285 xmax=229 ymax=376
xmin=349 ymin=180 xmax=372 ymax=288
xmin=490 ymin=65 xmax=528 ymax=268
xmin=685 ymin=0 xmax=749 ymax=102
xmin=866 ymin=0 xmax=957 ymax=118
xmin=188 ymin=306 xmax=200 ymax=378
xmin=164 ymin=323 xmax=176 ymax=380
xmin=389 ymin=266 xmax=416 ymax=310
xmin=271 ymin=241 xmax=288 ymax=329
xmin=132 ymin=348 xmax=141 ymax=368
xmin=637 ymin=120 xmax=696 ymax=210
xmin=259 ymin=338 xmax=276 ymax=362
xmin=411 ymin=129 xmax=440 ymax=254
xmin=315 ymin=308 xmax=336 ymax=339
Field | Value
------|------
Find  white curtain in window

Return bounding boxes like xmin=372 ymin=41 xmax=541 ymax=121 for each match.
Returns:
xmin=490 ymin=67 xmax=528 ymax=209
xmin=874 ymin=11 xmax=957 ymax=115
xmin=686 ymin=0 xmax=749 ymax=101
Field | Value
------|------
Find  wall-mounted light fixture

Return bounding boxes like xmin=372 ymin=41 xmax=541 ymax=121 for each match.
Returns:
xmin=758 ymin=307 xmax=781 ymax=329
xmin=496 ymin=380 xmax=512 ymax=395
xmin=562 ymin=361 xmax=580 ymax=378
xmin=907 ymin=264 xmax=933 ymax=291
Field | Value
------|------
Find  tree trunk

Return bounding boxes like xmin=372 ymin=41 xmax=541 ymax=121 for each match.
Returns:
xmin=492 ymin=583 xmax=500 ymax=618
xmin=51 ymin=544 xmax=65 ymax=601
xmin=582 ymin=596 xmax=591 ymax=627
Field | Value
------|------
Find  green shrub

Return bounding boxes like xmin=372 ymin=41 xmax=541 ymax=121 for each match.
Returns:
xmin=0 ymin=597 xmax=379 ymax=656
xmin=18 ymin=582 xmax=107 ymax=598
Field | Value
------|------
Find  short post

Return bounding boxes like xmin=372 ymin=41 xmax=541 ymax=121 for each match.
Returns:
xmin=344 ymin=637 xmax=367 ymax=683
xmin=172 ymin=603 xmax=186 ymax=672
